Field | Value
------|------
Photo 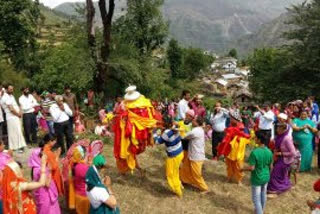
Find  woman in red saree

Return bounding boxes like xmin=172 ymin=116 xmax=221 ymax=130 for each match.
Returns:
xmin=2 ymin=155 xmax=48 ymax=214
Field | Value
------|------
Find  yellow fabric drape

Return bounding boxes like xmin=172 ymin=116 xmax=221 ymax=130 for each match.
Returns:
xmin=119 ymin=120 xmax=130 ymax=159
xmin=227 ymin=137 xmax=250 ymax=161
xmin=102 ymin=113 xmax=114 ymax=124
xmin=177 ymin=121 xmax=192 ymax=138
xmin=249 ymin=129 xmax=258 ymax=147
xmin=180 ymin=158 xmax=208 ymax=191
xmin=128 ymin=111 xmax=157 ymax=131
xmin=125 ymin=95 xmax=153 ymax=109
xmin=166 ymin=152 xmax=184 ymax=197
xmin=226 ymin=158 xmax=244 ymax=182
xmin=74 ymin=194 xmax=90 ymax=214
xmin=117 ymin=95 xmax=158 ymax=172
xmin=225 ymin=136 xmax=248 ymax=182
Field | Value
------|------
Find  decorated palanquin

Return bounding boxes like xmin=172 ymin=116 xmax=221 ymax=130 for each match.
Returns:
xmin=113 ymin=86 xmax=161 ymax=173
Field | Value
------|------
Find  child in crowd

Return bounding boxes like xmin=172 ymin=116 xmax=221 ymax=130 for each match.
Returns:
xmin=307 ymin=179 xmax=320 ymax=213
xmin=74 ymin=110 xmax=86 ymax=134
xmin=98 ymin=107 xmax=107 ymax=123
xmin=95 ymin=120 xmax=112 ymax=137
xmin=154 ymin=119 xmax=184 ymax=197
xmin=289 ymin=146 xmax=301 ymax=185
xmin=242 ymin=131 xmax=273 ymax=214
xmin=204 ymin=123 xmax=212 ymax=141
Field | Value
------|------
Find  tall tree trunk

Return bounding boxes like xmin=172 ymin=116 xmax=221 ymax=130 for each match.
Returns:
xmin=86 ymin=0 xmax=115 ymax=93
xmin=86 ymin=0 xmax=97 ymax=62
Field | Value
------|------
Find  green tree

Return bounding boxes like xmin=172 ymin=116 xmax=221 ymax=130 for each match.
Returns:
xmin=0 ymin=0 xmax=40 ymax=73
xmin=114 ymin=0 xmax=168 ymax=55
xmin=248 ymin=48 xmax=302 ymax=103
xmin=167 ymin=39 xmax=183 ymax=78
xmin=32 ymin=24 xmax=95 ymax=94
xmin=284 ymin=0 xmax=320 ymax=95
xmin=183 ymin=47 xmax=212 ymax=79
xmin=228 ymin=48 xmax=238 ymax=59
xmin=248 ymin=1 xmax=320 ymax=103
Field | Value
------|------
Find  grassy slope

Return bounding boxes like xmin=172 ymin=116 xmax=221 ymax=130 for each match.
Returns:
xmin=39 ymin=4 xmax=69 ymax=26
xmin=16 ymin=139 xmax=319 ymax=214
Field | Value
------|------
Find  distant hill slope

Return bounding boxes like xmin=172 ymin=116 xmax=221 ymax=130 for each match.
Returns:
xmin=162 ymin=0 xmax=303 ymax=53
xmin=39 ymin=4 xmax=69 ymax=26
xmin=38 ymin=4 xmax=71 ymax=45
xmin=54 ymin=0 xmax=303 ymax=54
xmin=231 ymin=12 xmax=295 ymax=56
xmin=54 ymin=1 xmax=127 ymax=26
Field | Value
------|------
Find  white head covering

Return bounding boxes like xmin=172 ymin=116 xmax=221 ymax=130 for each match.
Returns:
xmin=124 ymin=85 xmax=141 ymax=101
xmin=278 ymin=113 xmax=288 ymax=121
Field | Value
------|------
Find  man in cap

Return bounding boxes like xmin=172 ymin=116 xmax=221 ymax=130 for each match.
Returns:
xmin=254 ymin=103 xmax=275 ymax=147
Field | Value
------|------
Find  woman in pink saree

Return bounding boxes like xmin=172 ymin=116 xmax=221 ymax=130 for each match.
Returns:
xmin=28 ymin=148 xmax=61 ymax=214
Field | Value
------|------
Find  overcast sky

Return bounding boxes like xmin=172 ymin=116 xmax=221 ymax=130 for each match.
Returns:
xmin=39 ymin=0 xmax=84 ymax=8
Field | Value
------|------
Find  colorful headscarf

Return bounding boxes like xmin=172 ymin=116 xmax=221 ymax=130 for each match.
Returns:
xmin=93 ymin=154 xmax=106 ymax=167
xmin=0 ymin=151 xmax=12 ymax=171
xmin=72 ymin=145 xmax=85 ymax=164
xmin=28 ymin=148 xmax=41 ymax=169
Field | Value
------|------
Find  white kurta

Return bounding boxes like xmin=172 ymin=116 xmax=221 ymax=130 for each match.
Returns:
xmin=7 ymin=116 xmax=26 ymax=150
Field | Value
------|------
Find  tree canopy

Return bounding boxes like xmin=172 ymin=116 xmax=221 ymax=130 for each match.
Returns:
xmin=248 ymin=0 xmax=320 ymax=103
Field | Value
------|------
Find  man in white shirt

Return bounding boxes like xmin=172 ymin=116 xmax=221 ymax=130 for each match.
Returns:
xmin=49 ymin=95 xmax=73 ymax=155
xmin=210 ymin=101 xmax=229 ymax=160
xmin=180 ymin=117 xmax=209 ymax=193
xmin=177 ymin=90 xmax=191 ymax=120
xmin=254 ymin=103 xmax=275 ymax=147
xmin=1 ymin=84 xmax=26 ymax=152
xmin=19 ymin=87 xmax=39 ymax=145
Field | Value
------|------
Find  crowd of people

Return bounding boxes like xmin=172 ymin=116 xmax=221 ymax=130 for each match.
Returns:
xmin=1 ymin=83 xmax=320 ymax=214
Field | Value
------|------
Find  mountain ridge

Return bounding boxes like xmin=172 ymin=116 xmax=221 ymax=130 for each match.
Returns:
xmin=53 ymin=0 xmax=303 ymax=55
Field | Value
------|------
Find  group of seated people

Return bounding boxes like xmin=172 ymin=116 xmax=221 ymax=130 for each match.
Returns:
xmin=0 ymin=134 xmax=119 ymax=214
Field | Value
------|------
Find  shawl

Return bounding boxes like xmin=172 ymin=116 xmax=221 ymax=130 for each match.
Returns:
xmin=85 ymin=166 xmax=105 ymax=191
xmin=43 ymin=144 xmax=64 ymax=196
xmin=0 ymin=151 xmax=12 ymax=170
xmin=3 ymin=161 xmax=36 ymax=214
xmin=275 ymin=128 xmax=289 ymax=150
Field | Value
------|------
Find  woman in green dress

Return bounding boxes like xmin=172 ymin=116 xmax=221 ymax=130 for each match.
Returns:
xmin=85 ymin=155 xmax=120 ymax=214
xmin=292 ymin=110 xmax=318 ymax=172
